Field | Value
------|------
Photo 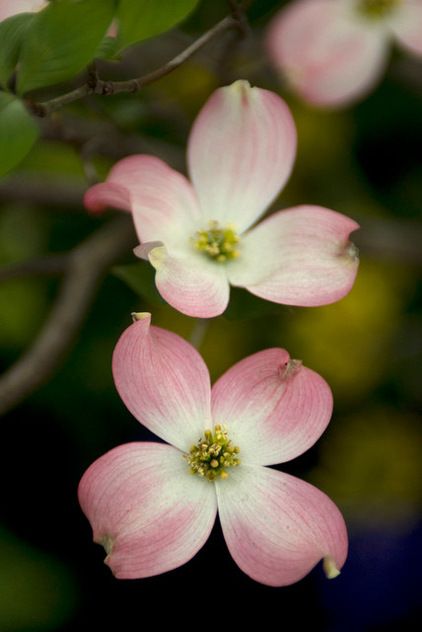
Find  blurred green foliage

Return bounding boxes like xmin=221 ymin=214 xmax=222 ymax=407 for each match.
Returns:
xmin=0 ymin=527 xmax=78 ymax=631
xmin=0 ymin=94 xmax=39 ymax=177
xmin=311 ymin=408 xmax=422 ymax=528
xmin=115 ymin=0 xmax=200 ymax=54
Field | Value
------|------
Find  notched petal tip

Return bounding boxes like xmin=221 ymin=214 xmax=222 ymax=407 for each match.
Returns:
xmin=339 ymin=240 xmax=360 ymax=263
xmin=278 ymin=358 xmax=303 ymax=381
xmin=228 ymin=79 xmax=253 ymax=104
xmin=131 ymin=311 xmax=151 ymax=323
xmin=147 ymin=245 xmax=168 ymax=271
xmin=323 ymin=555 xmax=341 ymax=580
xmin=97 ymin=533 xmax=114 ymax=556
xmin=134 ymin=241 xmax=164 ymax=261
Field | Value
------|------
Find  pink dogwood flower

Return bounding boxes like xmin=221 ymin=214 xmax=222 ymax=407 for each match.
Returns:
xmin=84 ymin=80 xmax=359 ymax=317
xmin=266 ymin=0 xmax=422 ymax=107
xmin=0 ymin=0 xmax=47 ymax=22
xmin=78 ymin=313 xmax=348 ymax=586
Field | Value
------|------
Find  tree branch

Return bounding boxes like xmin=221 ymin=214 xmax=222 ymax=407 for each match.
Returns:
xmin=0 ymin=175 xmax=86 ymax=208
xmin=0 ymin=216 xmax=135 ymax=416
xmin=0 ymin=254 xmax=69 ymax=282
xmin=30 ymin=15 xmax=242 ymax=117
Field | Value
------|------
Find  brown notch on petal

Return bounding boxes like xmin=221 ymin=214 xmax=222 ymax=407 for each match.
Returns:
xmin=278 ymin=359 xmax=303 ymax=382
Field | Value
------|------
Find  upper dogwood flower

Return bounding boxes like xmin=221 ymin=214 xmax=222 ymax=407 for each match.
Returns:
xmin=78 ymin=313 xmax=348 ymax=586
xmin=266 ymin=0 xmax=422 ymax=107
xmin=0 ymin=0 xmax=47 ymax=22
xmin=84 ymin=80 xmax=359 ymax=318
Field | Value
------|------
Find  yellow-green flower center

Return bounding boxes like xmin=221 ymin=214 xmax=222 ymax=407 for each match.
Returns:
xmin=193 ymin=221 xmax=240 ymax=263
xmin=185 ymin=425 xmax=240 ymax=481
xmin=357 ymin=0 xmax=401 ymax=19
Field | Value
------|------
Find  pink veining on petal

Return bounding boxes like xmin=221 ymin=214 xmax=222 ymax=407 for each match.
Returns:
xmin=266 ymin=0 xmax=388 ymax=107
xmin=211 ymin=348 xmax=333 ymax=465
xmin=84 ymin=182 xmax=131 ymax=214
xmin=188 ymin=80 xmax=297 ymax=232
xmin=78 ymin=442 xmax=217 ymax=579
xmin=147 ymin=247 xmax=230 ymax=318
xmin=216 ymin=464 xmax=348 ymax=587
xmin=84 ymin=156 xmax=200 ymax=250
xmin=228 ymin=205 xmax=360 ymax=306
xmin=391 ymin=1 xmax=422 ymax=56
xmin=112 ymin=313 xmax=212 ymax=451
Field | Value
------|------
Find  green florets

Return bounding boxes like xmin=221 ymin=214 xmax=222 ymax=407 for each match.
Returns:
xmin=185 ymin=425 xmax=240 ymax=481
xmin=193 ymin=221 xmax=240 ymax=262
xmin=357 ymin=0 xmax=401 ymax=20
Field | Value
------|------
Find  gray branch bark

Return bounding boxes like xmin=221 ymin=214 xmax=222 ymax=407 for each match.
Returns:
xmin=0 ymin=217 xmax=135 ymax=416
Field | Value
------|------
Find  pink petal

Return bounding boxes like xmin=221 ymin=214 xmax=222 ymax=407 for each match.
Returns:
xmin=112 ymin=313 xmax=212 ymax=451
xmin=84 ymin=181 xmax=131 ymax=214
xmin=78 ymin=442 xmax=217 ymax=579
xmin=0 ymin=0 xmax=45 ymax=21
xmin=266 ymin=0 xmax=388 ymax=107
xmin=84 ymin=155 xmax=201 ymax=251
xmin=228 ymin=205 xmax=359 ymax=306
xmin=187 ymin=80 xmax=297 ymax=232
xmin=391 ymin=1 xmax=422 ymax=56
xmin=216 ymin=465 xmax=348 ymax=586
xmin=144 ymin=245 xmax=230 ymax=318
xmin=211 ymin=348 xmax=332 ymax=465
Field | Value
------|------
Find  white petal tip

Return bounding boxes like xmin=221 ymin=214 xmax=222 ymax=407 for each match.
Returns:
xmin=226 ymin=79 xmax=258 ymax=106
xmin=323 ymin=556 xmax=341 ymax=579
xmin=230 ymin=78 xmax=252 ymax=93
xmin=131 ymin=311 xmax=151 ymax=322
xmin=343 ymin=241 xmax=360 ymax=262
xmin=97 ymin=534 xmax=114 ymax=555
xmin=148 ymin=246 xmax=167 ymax=270
xmin=134 ymin=241 xmax=164 ymax=261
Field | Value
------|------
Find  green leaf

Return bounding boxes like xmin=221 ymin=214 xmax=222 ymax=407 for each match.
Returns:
xmin=17 ymin=0 xmax=115 ymax=94
xmin=112 ymin=262 xmax=165 ymax=306
xmin=95 ymin=35 xmax=119 ymax=60
xmin=116 ymin=0 xmax=199 ymax=52
xmin=0 ymin=13 xmax=35 ymax=89
xmin=0 ymin=93 xmax=39 ymax=177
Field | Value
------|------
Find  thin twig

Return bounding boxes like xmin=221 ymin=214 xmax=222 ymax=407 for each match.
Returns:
xmin=30 ymin=15 xmax=241 ymax=117
xmin=190 ymin=319 xmax=210 ymax=350
xmin=39 ymin=114 xmax=185 ymax=168
xmin=0 ymin=176 xmax=86 ymax=208
xmin=0 ymin=217 xmax=135 ymax=417
xmin=0 ymin=254 xmax=69 ymax=281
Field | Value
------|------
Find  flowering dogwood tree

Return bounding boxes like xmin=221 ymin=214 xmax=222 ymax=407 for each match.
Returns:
xmin=0 ymin=0 xmax=419 ymax=629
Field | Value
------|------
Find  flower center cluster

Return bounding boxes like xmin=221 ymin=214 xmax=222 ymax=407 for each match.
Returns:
xmin=193 ymin=221 xmax=240 ymax=262
xmin=185 ymin=425 xmax=240 ymax=481
xmin=357 ymin=0 xmax=401 ymax=19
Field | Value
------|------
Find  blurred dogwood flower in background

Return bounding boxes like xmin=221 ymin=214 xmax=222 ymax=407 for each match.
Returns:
xmin=266 ymin=0 xmax=422 ymax=107
xmin=78 ymin=313 xmax=348 ymax=586
xmin=85 ymin=80 xmax=359 ymax=317
xmin=0 ymin=0 xmax=47 ymax=22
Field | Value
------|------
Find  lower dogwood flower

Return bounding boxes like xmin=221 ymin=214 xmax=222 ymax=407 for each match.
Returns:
xmin=266 ymin=0 xmax=422 ymax=107
xmin=84 ymin=80 xmax=359 ymax=318
xmin=78 ymin=313 xmax=348 ymax=586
